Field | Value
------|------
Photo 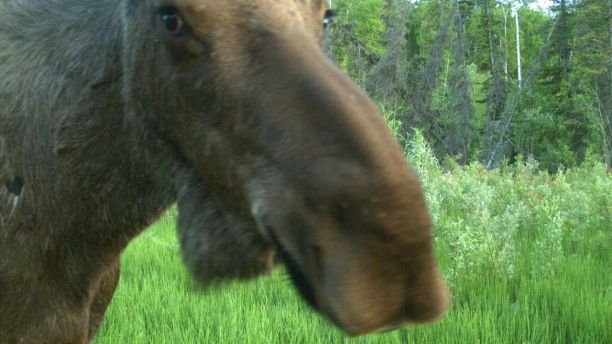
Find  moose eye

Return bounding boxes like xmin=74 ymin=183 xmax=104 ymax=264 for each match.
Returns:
xmin=159 ymin=7 xmax=186 ymax=34
xmin=322 ymin=9 xmax=335 ymax=29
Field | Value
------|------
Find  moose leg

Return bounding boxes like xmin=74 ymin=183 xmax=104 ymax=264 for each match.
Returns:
xmin=87 ymin=258 xmax=120 ymax=340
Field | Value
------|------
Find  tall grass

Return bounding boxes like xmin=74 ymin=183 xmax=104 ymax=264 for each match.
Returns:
xmin=94 ymin=131 xmax=610 ymax=343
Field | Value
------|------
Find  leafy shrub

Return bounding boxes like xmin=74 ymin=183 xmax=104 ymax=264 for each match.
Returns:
xmin=401 ymin=130 xmax=610 ymax=286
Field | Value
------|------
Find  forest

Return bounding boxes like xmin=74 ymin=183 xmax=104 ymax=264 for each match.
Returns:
xmin=324 ymin=0 xmax=611 ymax=171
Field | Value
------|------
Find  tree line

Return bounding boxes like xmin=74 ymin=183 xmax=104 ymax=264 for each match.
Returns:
xmin=325 ymin=0 xmax=611 ymax=171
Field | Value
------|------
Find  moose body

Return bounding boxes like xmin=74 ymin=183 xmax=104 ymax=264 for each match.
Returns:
xmin=0 ymin=1 xmax=448 ymax=343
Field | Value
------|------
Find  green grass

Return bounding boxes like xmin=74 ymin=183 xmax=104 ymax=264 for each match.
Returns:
xmin=94 ymin=138 xmax=611 ymax=343
xmin=93 ymin=219 xmax=611 ymax=343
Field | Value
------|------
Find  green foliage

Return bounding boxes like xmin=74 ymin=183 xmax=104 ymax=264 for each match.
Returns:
xmin=328 ymin=0 xmax=386 ymax=82
xmin=466 ymin=62 xmax=488 ymax=134
xmin=512 ymin=106 xmax=578 ymax=170
xmin=514 ymin=7 xmax=548 ymax=77
xmin=408 ymin=0 xmax=450 ymax=58
xmin=407 ymin=132 xmax=610 ymax=282
xmin=341 ymin=0 xmax=386 ymax=56
xmin=327 ymin=0 xmax=610 ymax=169
xmin=573 ymin=0 xmax=609 ymax=78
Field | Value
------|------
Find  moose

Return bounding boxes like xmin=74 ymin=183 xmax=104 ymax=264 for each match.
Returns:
xmin=0 ymin=0 xmax=448 ymax=342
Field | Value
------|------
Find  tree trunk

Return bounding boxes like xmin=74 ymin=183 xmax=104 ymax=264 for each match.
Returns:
xmin=408 ymin=3 xmax=454 ymax=134
xmin=607 ymin=0 xmax=612 ymax=166
xmin=513 ymin=3 xmax=522 ymax=89
xmin=502 ymin=5 xmax=509 ymax=82
xmin=609 ymin=0 xmax=612 ymax=108
xmin=448 ymin=0 xmax=474 ymax=164
xmin=484 ymin=0 xmax=496 ymax=70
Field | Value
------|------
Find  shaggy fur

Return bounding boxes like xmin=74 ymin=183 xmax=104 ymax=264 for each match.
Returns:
xmin=1 ymin=1 xmax=448 ymax=342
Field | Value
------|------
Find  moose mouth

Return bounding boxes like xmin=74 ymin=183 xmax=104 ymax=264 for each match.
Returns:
xmin=263 ymin=224 xmax=319 ymax=311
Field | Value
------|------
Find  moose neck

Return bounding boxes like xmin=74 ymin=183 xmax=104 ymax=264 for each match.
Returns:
xmin=0 ymin=0 xmax=179 ymax=248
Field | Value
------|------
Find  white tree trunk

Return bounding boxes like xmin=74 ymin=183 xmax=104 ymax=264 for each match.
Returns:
xmin=502 ymin=6 xmax=509 ymax=82
xmin=608 ymin=0 xmax=611 ymax=102
xmin=603 ymin=0 xmax=612 ymax=168
xmin=513 ymin=3 xmax=522 ymax=89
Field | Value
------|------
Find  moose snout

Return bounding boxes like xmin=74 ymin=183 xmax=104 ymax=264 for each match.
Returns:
xmin=325 ymin=266 xmax=449 ymax=336
xmin=249 ymin=185 xmax=449 ymax=336
xmin=240 ymin=31 xmax=448 ymax=336
xmin=315 ymin=232 xmax=449 ymax=335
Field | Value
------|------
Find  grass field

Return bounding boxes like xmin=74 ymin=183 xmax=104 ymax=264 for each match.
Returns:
xmin=93 ymin=138 xmax=611 ymax=343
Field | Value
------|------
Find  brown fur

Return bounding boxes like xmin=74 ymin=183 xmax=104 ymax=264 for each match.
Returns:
xmin=0 ymin=0 xmax=448 ymax=342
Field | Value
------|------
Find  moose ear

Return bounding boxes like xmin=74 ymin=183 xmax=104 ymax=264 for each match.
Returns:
xmin=175 ymin=171 xmax=277 ymax=283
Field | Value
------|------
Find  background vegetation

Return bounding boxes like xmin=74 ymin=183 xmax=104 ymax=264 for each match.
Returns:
xmin=94 ymin=1 xmax=611 ymax=342
xmin=326 ymin=0 xmax=611 ymax=171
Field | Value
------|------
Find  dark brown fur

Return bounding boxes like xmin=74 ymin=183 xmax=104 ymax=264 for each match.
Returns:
xmin=0 ymin=1 xmax=448 ymax=342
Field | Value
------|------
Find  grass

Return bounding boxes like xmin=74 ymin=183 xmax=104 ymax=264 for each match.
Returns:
xmin=94 ymin=136 xmax=611 ymax=343
xmin=93 ymin=218 xmax=611 ymax=343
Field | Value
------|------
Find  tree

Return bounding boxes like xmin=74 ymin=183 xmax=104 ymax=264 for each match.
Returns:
xmin=573 ymin=0 xmax=612 ymax=165
xmin=444 ymin=0 xmax=476 ymax=163
xmin=368 ymin=0 xmax=412 ymax=107
xmin=407 ymin=0 xmax=455 ymax=147
xmin=327 ymin=0 xmax=386 ymax=87
xmin=325 ymin=0 xmax=608 ymax=168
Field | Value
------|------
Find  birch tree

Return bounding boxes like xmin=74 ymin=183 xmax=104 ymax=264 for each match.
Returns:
xmin=512 ymin=1 xmax=522 ymax=89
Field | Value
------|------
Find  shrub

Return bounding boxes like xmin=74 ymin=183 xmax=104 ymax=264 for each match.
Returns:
xmin=402 ymin=130 xmax=611 ymax=286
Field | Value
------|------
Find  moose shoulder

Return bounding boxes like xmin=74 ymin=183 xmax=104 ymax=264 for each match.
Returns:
xmin=0 ymin=0 xmax=448 ymax=342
